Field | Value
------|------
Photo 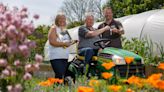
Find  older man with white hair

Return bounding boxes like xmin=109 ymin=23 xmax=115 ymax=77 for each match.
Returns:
xmin=78 ymin=13 xmax=110 ymax=73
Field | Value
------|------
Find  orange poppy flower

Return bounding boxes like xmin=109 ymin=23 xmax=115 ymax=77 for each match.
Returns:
xmin=101 ymin=72 xmax=113 ymax=79
xmin=126 ymin=76 xmax=143 ymax=87
xmin=89 ymin=79 xmax=99 ymax=87
xmin=147 ymin=73 xmax=162 ymax=81
xmin=78 ymin=86 xmax=94 ymax=92
xmin=156 ymin=80 xmax=164 ymax=90
xmin=38 ymin=80 xmax=53 ymax=87
xmin=102 ymin=62 xmax=115 ymax=70
xmin=147 ymin=73 xmax=162 ymax=88
xmin=125 ymin=57 xmax=134 ymax=64
xmin=39 ymin=78 xmax=63 ymax=87
xmin=108 ymin=85 xmax=122 ymax=92
xmin=158 ymin=63 xmax=164 ymax=70
xmin=126 ymin=88 xmax=134 ymax=92
xmin=48 ymin=78 xmax=63 ymax=84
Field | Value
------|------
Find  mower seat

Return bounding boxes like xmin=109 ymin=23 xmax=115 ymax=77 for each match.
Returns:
xmin=77 ymin=55 xmax=98 ymax=61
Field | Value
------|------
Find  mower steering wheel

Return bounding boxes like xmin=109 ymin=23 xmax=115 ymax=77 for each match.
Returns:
xmin=93 ymin=39 xmax=110 ymax=49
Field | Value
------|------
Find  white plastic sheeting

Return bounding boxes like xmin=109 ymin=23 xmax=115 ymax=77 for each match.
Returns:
xmin=119 ymin=9 xmax=164 ymax=46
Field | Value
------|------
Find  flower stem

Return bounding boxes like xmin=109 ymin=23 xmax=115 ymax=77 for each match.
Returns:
xmin=126 ymin=64 xmax=129 ymax=79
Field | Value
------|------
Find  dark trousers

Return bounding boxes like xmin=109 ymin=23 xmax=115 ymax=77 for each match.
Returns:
xmin=50 ymin=59 xmax=68 ymax=79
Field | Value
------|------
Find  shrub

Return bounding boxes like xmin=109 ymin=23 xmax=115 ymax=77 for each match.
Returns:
xmin=0 ymin=3 xmax=43 ymax=92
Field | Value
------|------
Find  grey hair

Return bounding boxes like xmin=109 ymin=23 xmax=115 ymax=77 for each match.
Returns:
xmin=84 ymin=12 xmax=94 ymax=19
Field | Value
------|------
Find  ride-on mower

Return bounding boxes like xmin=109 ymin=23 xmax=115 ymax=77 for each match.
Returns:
xmin=67 ymin=39 xmax=145 ymax=82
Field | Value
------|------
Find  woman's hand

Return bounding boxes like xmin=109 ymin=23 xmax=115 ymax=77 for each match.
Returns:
xmin=64 ymin=42 xmax=72 ymax=47
xmin=71 ymin=40 xmax=79 ymax=44
xmin=63 ymin=40 xmax=79 ymax=48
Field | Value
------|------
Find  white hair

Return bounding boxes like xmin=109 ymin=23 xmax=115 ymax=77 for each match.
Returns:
xmin=85 ymin=12 xmax=94 ymax=19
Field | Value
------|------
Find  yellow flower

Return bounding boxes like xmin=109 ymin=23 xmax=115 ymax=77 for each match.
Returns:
xmin=125 ymin=57 xmax=134 ymax=64
xmin=102 ymin=62 xmax=115 ymax=70
xmin=78 ymin=86 xmax=94 ymax=92
xmin=108 ymin=85 xmax=122 ymax=92
xmin=101 ymin=72 xmax=113 ymax=79
xmin=158 ymin=63 xmax=164 ymax=70
xmin=89 ymin=79 xmax=99 ymax=87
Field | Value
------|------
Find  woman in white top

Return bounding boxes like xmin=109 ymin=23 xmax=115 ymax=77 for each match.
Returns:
xmin=48 ymin=13 xmax=75 ymax=79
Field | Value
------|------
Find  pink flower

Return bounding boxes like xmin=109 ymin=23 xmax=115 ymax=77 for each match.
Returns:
xmin=33 ymin=63 xmax=40 ymax=71
xmin=27 ymin=22 xmax=35 ymax=34
xmin=7 ymin=40 xmax=18 ymax=54
xmin=23 ymin=72 xmax=32 ymax=80
xmin=18 ymin=45 xmax=30 ymax=57
xmin=20 ymin=11 xmax=28 ymax=19
xmin=20 ymin=23 xmax=34 ymax=35
xmin=25 ymin=63 xmax=39 ymax=72
xmin=25 ymin=64 xmax=32 ymax=72
xmin=21 ymin=7 xmax=27 ymax=12
xmin=7 ymin=85 xmax=14 ymax=92
xmin=12 ymin=16 xmax=22 ymax=28
xmin=24 ymin=40 xmax=36 ymax=48
xmin=5 ymin=11 xmax=12 ymax=21
xmin=33 ymin=14 xmax=39 ymax=20
xmin=2 ymin=21 xmax=7 ymax=28
xmin=14 ymin=60 xmax=21 ymax=66
xmin=7 ymin=84 xmax=22 ymax=92
xmin=0 ymin=14 xmax=5 ymax=22
xmin=0 ymin=59 xmax=7 ymax=67
xmin=2 ymin=69 xmax=10 ymax=76
xmin=14 ymin=84 xmax=22 ymax=92
xmin=7 ymin=25 xmax=17 ymax=33
xmin=0 ymin=3 xmax=6 ymax=13
xmin=6 ymin=25 xmax=18 ymax=39
xmin=35 ymin=54 xmax=43 ymax=63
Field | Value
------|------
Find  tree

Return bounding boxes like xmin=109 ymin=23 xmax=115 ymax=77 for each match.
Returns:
xmin=0 ymin=3 xmax=43 ymax=91
xmin=60 ymin=0 xmax=103 ymax=23
xmin=105 ymin=0 xmax=164 ymax=18
xmin=28 ymin=25 xmax=50 ymax=57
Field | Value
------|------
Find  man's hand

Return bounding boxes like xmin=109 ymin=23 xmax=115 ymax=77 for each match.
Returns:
xmin=111 ymin=28 xmax=119 ymax=33
xmin=104 ymin=26 xmax=110 ymax=31
xmin=111 ymin=28 xmax=124 ymax=35
xmin=98 ymin=48 xmax=103 ymax=52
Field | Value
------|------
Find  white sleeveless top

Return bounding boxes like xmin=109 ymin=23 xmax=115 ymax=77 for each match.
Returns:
xmin=46 ymin=27 xmax=71 ymax=60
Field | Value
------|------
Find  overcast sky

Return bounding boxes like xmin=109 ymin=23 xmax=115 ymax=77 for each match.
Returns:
xmin=0 ymin=0 xmax=107 ymax=26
